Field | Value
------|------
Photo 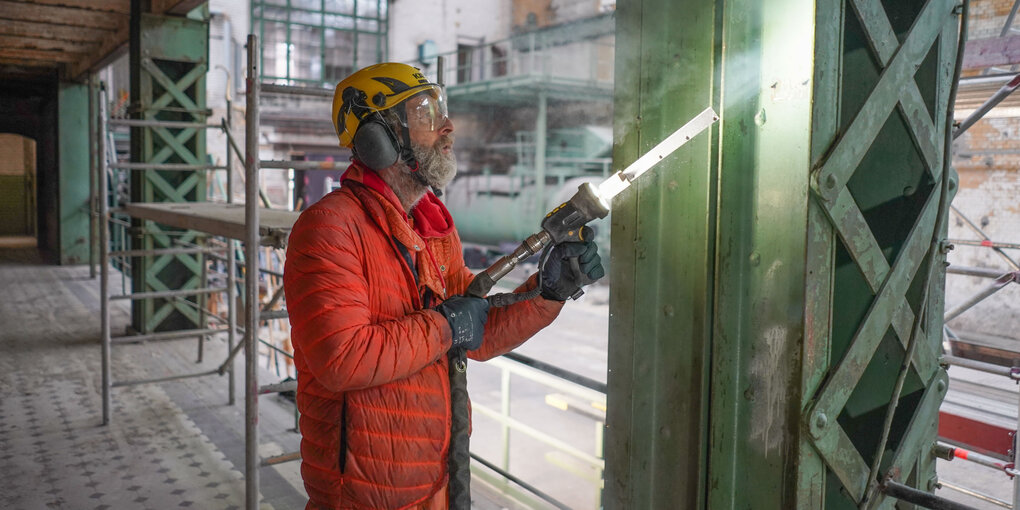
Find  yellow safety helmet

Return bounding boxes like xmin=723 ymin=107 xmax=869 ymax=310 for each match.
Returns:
xmin=331 ymin=62 xmax=445 ymax=148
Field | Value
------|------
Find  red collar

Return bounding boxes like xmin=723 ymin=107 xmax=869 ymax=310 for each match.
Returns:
xmin=340 ymin=160 xmax=455 ymax=239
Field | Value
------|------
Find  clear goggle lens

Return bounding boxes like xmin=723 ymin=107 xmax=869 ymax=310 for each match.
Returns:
xmin=404 ymin=88 xmax=449 ymax=132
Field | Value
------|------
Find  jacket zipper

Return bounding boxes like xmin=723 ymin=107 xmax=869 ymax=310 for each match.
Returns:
xmin=338 ymin=396 xmax=348 ymax=473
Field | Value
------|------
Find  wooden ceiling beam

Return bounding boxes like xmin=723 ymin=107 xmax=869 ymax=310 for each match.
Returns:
xmin=0 ymin=56 xmax=60 ymax=68
xmin=0 ymin=0 xmax=126 ymax=31
xmin=5 ymin=0 xmax=131 ymax=15
xmin=0 ymin=35 xmax=97 ymax=54
xmin=0 ymin=48 xmax=81 ymax=63
xmin=0 ymin=19 xmax=108 ymax=42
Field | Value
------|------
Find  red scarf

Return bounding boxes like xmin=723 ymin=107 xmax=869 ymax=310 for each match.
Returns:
xmin=340 ymin=160 xmax=455 ymax=239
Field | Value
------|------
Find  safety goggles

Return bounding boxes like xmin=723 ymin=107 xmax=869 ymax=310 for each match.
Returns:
xmin=403 ymin=87 xmax=449 ymax=132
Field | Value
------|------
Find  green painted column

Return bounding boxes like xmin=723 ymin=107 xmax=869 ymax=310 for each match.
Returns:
xmin=129 ymin=7 xmax=209 ymax=333
xmin=58 ymin=81 xmax=92 ymax=265
xmin=605 ymin=0 xmax=961 ymax=508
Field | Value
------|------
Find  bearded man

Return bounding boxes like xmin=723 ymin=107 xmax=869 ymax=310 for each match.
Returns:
xmin=282 ymin=63 xmax=604 ymax=510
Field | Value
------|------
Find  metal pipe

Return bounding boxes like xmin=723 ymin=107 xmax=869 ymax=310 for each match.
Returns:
xmin=110 ymin=162 xmax=227 ymax=171
xmin=951 ymin=205 xmax=1020 ymax=271
xmin=99 ymin=80 xmax=112 ymax=426
xmin=89 ymin=75 xmax=97 ymax=279
xmin=110 ymin=287 xmax=228 ymax=301
xmin=258 ymin=160 xmax=344 ymax=170
xmin=111 ymin=327 xmax=230 ymax=344
xmin=950 ymin=238 xmax=1020 ymax=251
xmin=939 ymin=481 xmax=1012 ymax=509
xmin=470 ymin=453 xmax=572 ymax=510
xmin=198 ymin=236 xmax=209 ymax=363
xmin=224 ymin=119 xmax=245 ymax=168
xmin=198 ymin=249 xmax=285 ymax=277
xmin=954 ymin=74 xmax=1020 ymax=138
xmin=226 ymin=97 xmax=237 ymax=406
xmin=107 ymin=118 xmax=222 ymax=129
xmin=1014 ymin=369 xmax=1020 ymax=505
xmin=262 ymin=452 xmax=301 ymax=466
xmin=947 ymin=265 xmax=1013 ymax=278
xmin=943 ymin=272 xmax=1017 ymax=322
xmin=110 ymin=246 xmax=224 ymax=258
xmin=259 ymin=338 xmax=293 ymax=359
xmin=244 ymin=34 xmax=261 ymax=510
xmin=503 ymin=352 xmax=607 ymax=393
xmin=944 ymin=443 xmax=1017 ymax=473
xmin=942 ymin=354 xmax=1017 ymax=379
xmin=259 ymin=83 xmax=333 ymax=97
xmin=881 ymin=480 xmax=981 ymax=510
xmin=112 ymin=369 xmax=221 ymax=387
xmin=1002 ymin=0 xmax=1020 ymax=37
xmin=228 ymin=238 xmax=238 ymax=406
xmin=260 ymin=309 xmax=289 ymax=320
xmin=259 ymin=379 xmax=297 ymax=395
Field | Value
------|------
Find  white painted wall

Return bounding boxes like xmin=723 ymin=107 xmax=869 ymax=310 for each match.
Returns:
xmin=388 ymin=0 xmax=511 ymax=67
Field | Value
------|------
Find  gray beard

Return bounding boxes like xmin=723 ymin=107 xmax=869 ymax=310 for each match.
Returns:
xmin=413 ymin=134 xmax=457 ymax=190
xmin=386 ymin=137 xmax=457 ymax=213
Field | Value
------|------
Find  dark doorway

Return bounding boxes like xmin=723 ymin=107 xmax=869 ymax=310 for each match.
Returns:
xmin=0 ymin=75 xmax=60 ymax=263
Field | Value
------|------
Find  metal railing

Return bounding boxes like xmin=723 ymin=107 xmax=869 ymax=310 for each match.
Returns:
xmin=470 ymin=354 xmax=606 ymax=509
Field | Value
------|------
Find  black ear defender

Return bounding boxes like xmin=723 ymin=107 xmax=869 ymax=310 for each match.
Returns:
xmin=352 ymin=117 xmax=400 ymax=171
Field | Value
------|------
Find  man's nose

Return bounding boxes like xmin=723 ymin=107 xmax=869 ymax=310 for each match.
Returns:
xmin=439 ymin=116 xmax=454 ymax=135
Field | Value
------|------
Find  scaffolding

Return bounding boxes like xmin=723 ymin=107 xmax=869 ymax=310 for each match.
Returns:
xmin=936 ymin=5 xmax=1020 ymax=501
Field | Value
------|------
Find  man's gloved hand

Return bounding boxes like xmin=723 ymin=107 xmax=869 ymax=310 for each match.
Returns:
xmin=541 ymin=240 xmax=605 ymax=301
xmin=435 ymin=295 xmax=490 ymax=351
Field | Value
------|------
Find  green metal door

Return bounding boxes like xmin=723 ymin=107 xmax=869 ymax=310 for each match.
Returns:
xmin=605 ymin=0 xmax=961 ymax=508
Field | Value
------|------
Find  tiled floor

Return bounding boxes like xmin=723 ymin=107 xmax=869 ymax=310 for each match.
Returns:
xmin=0 ymin=248 xmax=534 ymax=510
xmin=0 ymin=248 xmax=304 ymax=509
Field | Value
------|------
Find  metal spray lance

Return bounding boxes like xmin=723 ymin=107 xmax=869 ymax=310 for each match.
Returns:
xmin=466 ymin=106 xmax=720 ymax=302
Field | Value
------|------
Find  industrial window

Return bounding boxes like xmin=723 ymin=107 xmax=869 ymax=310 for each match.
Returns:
xmin=251 ymin=0 xmax=388 ymax=86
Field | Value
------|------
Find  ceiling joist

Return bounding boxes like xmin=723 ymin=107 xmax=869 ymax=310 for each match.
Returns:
xmin=0 ymin=0 xmax=127 ymax=31
xmin=0 ymin=18 xmax=112 ymax=42
xmin=0 ymin=34 xmax=97 ymax=53
xmin=0 ymin=47 xmax=81 ymax=63
xmin=6 ymin=0 xmax=130 ymax=15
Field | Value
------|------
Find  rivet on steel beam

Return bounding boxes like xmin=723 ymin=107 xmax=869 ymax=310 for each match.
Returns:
xmin=824 ymin=175 xmax=837 ymax=190
xmin=936 ymin=379 xmax=947 ymax=393
xmin=814 ymin=412 xmax=828 ymax=430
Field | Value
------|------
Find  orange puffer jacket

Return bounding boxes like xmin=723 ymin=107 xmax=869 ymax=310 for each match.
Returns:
xmin=283 ymin=163 xmax=563 ymax=510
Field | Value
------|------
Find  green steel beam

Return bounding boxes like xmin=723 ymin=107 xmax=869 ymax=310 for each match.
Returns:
xmin=129 ymin=8 xmax=209 ymax=332
xmin=606 ymin=0 xmax=961 ymax=508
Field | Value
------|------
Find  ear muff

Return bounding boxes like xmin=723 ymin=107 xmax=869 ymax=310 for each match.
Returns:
xmin=352 ymin=119 xmax=400 ymax=171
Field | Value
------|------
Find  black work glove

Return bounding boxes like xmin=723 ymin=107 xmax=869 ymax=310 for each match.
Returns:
xmin=435 ymin=295 xmax=490 ymax=351
xmin=541 ymin=240 xmax=605 ymax=301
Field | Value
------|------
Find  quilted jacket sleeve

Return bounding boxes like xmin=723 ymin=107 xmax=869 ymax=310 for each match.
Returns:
xmin=443 ymin=231 xmax=564 ymax=362
xmin=284 ymin=208 xmax=453 ymax=393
